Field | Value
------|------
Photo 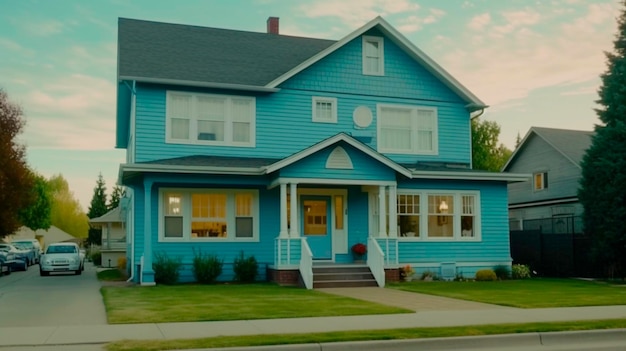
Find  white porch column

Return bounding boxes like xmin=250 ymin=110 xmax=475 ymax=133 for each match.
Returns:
xmin=378 ymin=185 xmax=387 ymax=237
xmin=141 ymin=180 xmax=156 ymax=286
xmin=388 ymin=185 xmax=398 ymax=238
xmin=279 ymin=183 xmax=288 ymax=238
xmin=289 ymin=183 xmax=299 ymax=237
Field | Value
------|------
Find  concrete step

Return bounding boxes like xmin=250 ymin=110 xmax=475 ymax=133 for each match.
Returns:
xmin=313 ymin=279 xmax=378 ymax=288
xmin=311 ymin=264 xmax=377 ymax=288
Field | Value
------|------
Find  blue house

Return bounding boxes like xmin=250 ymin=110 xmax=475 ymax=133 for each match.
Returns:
xmin=116 ymin=16 xmax=527 ymax=287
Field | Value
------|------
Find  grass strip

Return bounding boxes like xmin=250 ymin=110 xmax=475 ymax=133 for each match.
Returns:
xmin=106 ymin=318 xmax=626 ymax=351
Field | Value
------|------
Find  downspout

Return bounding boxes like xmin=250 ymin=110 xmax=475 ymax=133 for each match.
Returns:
xmin=469 ymin=107 xmax=486 ymax=169
xmin=125 ymin=80 xmax=137 ymax=283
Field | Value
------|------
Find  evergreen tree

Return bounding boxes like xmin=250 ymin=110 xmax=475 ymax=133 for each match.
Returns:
xmin=471 ymin=117 xmax=512 ymax=171
xmin=87 ymin=173 xmax=108 ymax=246
xmin=515 ymin=132 xmax=522 ymax=148
xmin=579 ymin=2 xmax=626 ymax=278
xmin=109 ymin=185 xmax=125 ymax=210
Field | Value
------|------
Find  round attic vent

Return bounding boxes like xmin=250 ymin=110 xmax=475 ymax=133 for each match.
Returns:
xmin=353 ymin=106 xmax=373 ymax=128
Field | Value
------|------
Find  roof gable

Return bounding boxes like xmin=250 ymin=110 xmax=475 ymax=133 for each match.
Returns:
xmin=503 ymin=127 xmax=594 ymax=171
xmin=267 ymin=16 xmax=485 ymax=109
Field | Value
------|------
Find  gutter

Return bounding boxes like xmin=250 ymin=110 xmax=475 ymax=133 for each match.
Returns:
xmin=119 ymin=76 xmax=280 ymax=93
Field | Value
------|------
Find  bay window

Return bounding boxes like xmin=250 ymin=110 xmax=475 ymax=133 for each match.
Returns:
xmin=159 ymin=189 xmax=259 ymax=241
xmin=166 ymin=91 xmax=255 ymax=146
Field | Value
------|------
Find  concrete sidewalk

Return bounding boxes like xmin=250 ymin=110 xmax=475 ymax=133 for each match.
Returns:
xmin=1 ymin=286 xmax=626 ymax=349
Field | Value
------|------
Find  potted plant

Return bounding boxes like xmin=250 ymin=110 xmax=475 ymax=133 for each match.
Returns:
xmin=400 ymin=264 xmax=415 ymax=282
xmin=351 ymin=243 xmax=367 ymax=263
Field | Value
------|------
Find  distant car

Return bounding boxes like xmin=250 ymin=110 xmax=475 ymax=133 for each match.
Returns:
xmin=0 ymin=244 xmax=30 ymax=270
xmin=0 ymin=250 xmax=20 ymax=275
xmin=11 ymin=239 xmax=42 ymax=263
xmin=11 ymin=242 xmax=37 ymax=265
xmin=39 ymin=242 xmax=82 ymax=276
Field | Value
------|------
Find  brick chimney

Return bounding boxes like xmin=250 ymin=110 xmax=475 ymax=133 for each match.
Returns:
xmin=267 ymin=17 xmax=279 ymax=34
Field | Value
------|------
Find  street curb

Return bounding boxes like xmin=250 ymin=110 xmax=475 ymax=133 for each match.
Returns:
xmin=177 ymin=329 xmax=626 ymax=351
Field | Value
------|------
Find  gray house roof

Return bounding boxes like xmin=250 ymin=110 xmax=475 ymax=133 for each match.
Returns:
xmin=89 ymin=206 xmax=125 ymax=224
xmin=503 ymin=127 xmax=595 ymax=171
xmin=118 ymin=18 xmax=335 ymax=87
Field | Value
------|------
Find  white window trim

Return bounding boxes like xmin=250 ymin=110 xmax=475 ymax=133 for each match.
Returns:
xmin=376 ymin=103 xmax=439 ymax=155
xmin=395 ymin=190 xmax=481 ymax=242
xmin=158 ymin=188 xmax=260 ymax=242
xmin=312 ymin=96 xmax=338 ymax=123
xmin=362 ymin=36 xmax=384 ymax=76
xmin=165 ymin=91 xmax=256 ymax=147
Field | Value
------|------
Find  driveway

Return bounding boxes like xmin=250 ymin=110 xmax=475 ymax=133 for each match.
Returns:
xmin=0 ymin=262 xmax=107 ymax=327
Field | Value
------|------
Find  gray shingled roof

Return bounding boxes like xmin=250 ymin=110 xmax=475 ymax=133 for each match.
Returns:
xmin=532 ymin=127 xmax=594 ymax=166
xmin=118 ymin=18 xmax=336 ymax=86
xmin=142 ymin=155 xmax=280 ymax=168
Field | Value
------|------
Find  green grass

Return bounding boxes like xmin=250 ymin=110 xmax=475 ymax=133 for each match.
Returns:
xmin=101 ymin=283 xmax=410 ymax=324
xmin=106 ymin=318 xmax=626 ymax=351
xmin=389 ymin=278 xmax=626 ymax=308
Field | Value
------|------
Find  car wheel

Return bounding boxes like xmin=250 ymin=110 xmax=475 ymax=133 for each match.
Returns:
xmin=39 ymin=269 xmax=48 ymax=276
xmin=75 ymin=269 xmax=82 ymax=275
xmin=22 ymin=261 xmax=28 ymax=271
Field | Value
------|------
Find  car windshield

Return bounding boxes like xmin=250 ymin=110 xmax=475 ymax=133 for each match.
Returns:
xmin=14 ymin=242 xmax=34 ymax=248
xmin=47 ymin=245 xmax=77 ymax=254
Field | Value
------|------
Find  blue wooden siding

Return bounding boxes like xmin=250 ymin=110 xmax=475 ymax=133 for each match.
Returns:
xmin=396 ymin=179 xmax=512 ymax=269
xmin=132 ymin=31 xmax=472 ymax=165
xmin=280 ymin=142 xmax=396 ymax=181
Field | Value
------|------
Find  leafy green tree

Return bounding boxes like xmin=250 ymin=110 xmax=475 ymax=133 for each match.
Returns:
xmin=109 ymin=185 xmax=125 ymax=210
xmin=0 ymin=89 xmax=34 ymax=238
xmin=48 ymin=174 xmax=89 ymax=238
xmin=471 ymin=117 xmax=512 ymax=171
xmin=579 ymin=2 xmax=626 ymax=277
xmin=87 ymin=173 xmax=108 ymax=246
xmin=19 ymin=172 xmax=52 ymax=231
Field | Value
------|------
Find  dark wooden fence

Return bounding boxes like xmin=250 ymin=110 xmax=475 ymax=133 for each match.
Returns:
xmin=509 ymin=216 xmax=602 ymax=277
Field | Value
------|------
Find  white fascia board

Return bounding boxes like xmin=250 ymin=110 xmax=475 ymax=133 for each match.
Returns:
xmin=120 ymin=76 xmax=280 ymax=93
xmin=269 ymin=177 xmax=397 ymax=189
xmin=410 ymin=170 xmax=531 ymax=183
xmin=120 ymin=163 xmax=266 ymax=176
xmin=263 ymin=133 xmax=412 ymax=178
xmin=501 ymin=128 xmax=537 ymax=171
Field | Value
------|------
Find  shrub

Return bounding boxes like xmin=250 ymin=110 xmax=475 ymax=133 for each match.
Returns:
xmin=233 ymin=251 xmax=258 ymax=282
xmin=91 ymin=251 xmax=102 ymax=266
xmin=117 ymin=256 xmax=127 ymax=271
xmin=493 ymin=265 xmax=511 ymax=280
xmin=512 ymin=264 xmax=531 ymax=279
xmin=153 ymin=252 xmax=182 ymax=285
xmin=421 ymin=270 xmax=436 ymax=280
xmin=192 ymin=249 xmax=223 ymax=284
xmin=475 ymin=269 xmax=497 ymax=281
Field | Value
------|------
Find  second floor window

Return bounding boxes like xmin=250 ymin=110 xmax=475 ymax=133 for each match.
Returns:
xmin=312 ymin=97 xmax=337 ymax=123
xmin=166 ymin=91 xmax=255 ymax=147
xmin=377 ymin=104 xmax=437 ymax=155
xmin=533 ymin=172 xmax=548 ymax=191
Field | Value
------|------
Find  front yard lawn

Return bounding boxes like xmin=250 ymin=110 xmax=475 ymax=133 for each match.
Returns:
xmin=101 ymin=283 xmax=411 ymax=324
xmin=389 ymin=278 xmax=626 ymax=308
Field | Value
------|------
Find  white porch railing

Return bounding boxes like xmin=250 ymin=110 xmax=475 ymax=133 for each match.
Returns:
xmin=299 ymin=238 xmax=313 ymax=290
xmin=367 ymin=236 xmax=385 ymax=287
xmin=274 ymin=237 xmax=301 ymax=267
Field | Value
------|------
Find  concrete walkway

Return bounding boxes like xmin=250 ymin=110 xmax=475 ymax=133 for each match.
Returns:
xmin=1 ymin=287 xmax=626 ymax=349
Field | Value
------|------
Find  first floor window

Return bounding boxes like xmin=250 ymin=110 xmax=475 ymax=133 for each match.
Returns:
xmin=160 ymin=189 xmax=259 ymax=241
xmin=394 ymin=191 xmax=479 ymax=241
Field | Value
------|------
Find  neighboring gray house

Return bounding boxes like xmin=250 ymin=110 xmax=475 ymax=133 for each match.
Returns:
xmin=502 ymin=127 xmax=594 ymax=234
xmin=89 ymin=207 xmax=126 ymax=267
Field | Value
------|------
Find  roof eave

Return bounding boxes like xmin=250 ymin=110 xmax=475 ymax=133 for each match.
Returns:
xmin=411 ymin=170 xmax=531 ymax=183
xmin=120 ymin=76 xmax=280 ymax=93
xmin=119 ymin=163 xmax=266 ymax=185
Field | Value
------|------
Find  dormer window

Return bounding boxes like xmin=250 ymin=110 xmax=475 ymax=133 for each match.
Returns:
xmin=362 ymin=36 xmax=384 ymax=76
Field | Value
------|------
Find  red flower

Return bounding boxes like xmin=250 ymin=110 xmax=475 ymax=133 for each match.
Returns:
xmin=351 ymin=243 xmax=367 ymax=255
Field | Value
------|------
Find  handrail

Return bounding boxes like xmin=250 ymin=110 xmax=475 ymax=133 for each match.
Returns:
xmin=367 ymin=236 xmax=385 ymax=287
xmin=299 ymin=238 xmax=314 ymax=289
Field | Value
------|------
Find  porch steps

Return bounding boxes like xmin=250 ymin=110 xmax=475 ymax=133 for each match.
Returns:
xmin=312 ymin=264 xmax=378 ymax=288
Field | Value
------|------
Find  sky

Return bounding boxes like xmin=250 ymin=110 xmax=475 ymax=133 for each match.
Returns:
xmin=0 ymin=0 xmax=620 ymax=211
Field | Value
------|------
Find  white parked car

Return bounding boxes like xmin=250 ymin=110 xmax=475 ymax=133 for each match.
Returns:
xmin=39 ymin=242 xmax=82 ymax=276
